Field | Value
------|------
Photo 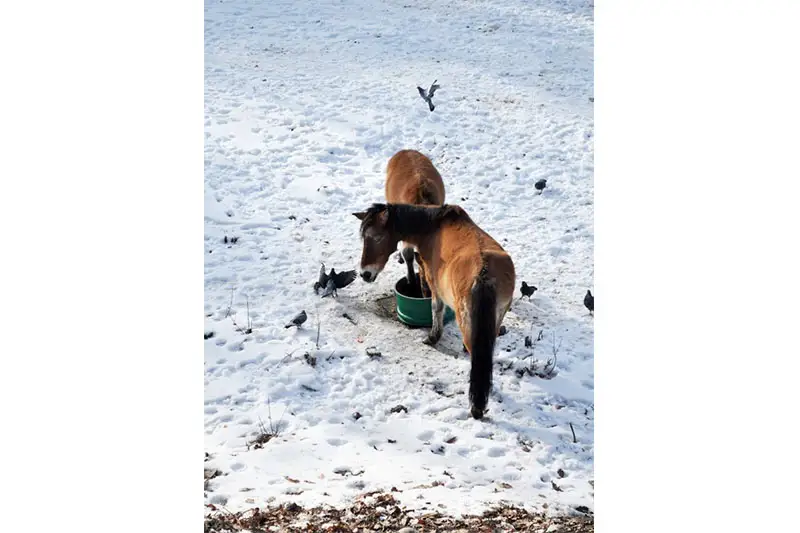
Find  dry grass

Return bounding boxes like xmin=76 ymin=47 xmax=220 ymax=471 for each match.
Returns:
xmin=204 ymin=492 xmax=593 ymax=532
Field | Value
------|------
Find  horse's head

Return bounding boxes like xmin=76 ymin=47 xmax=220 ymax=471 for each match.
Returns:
xmin=353 ymin=203 xmax=399 ymax=283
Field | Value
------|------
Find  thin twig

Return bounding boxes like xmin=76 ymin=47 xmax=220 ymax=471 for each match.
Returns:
xmin=246 ymin=296 xmax=251 ymax=331
xmin=315 ymin=301 xmax=321 ymax=350
xmin=224 ymin=287 xmax=234 ymax=318
xmin=570 ymin=422 xmax=577 ymax=443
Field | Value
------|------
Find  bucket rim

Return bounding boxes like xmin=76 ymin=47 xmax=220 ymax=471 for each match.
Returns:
xmin=394 ymin=277 xmax=432 ymax=302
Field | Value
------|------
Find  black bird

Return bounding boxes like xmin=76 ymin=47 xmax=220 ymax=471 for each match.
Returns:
xmin=314 ymin=264 xmax=358 ymax=296
xmin=584 ymin=290 xmax=594 ymax=315
xmin=313 ymin=263 xmax=329 ymax=293
xmin=520 ymin=281 xmax=538 ymax=299
xmin=320 ymin=278 xmax=338 ymax=298
xmin=535 ymin=179 xmax=547 ymax=193
xmin=285 ymin=310 xmax=307 ymax=328
xmin=417 ymin=79 xmax=440 ymax=112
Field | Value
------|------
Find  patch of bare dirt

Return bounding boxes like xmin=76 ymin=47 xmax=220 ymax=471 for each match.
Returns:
xmin=204 ymin=492 xmax=593 ymax=532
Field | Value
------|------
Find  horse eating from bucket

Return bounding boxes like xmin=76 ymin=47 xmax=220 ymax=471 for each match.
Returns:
xmin=382 ymin=149 xmax=445 ymax=297
xmin=353 ymin=203 xmax=515 ymax=419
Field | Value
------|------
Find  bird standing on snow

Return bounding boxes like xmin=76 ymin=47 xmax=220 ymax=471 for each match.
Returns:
xmin=417 ymin=80 xmax=440 ymax=112
xmin=520 ymin=281 xmax=538 ymax=299
xmin=535 ymin=179 xmax=547 ymax=194
xmin=285 ymin=310 xmax=308 ymax=328
xmin=313 ymin=263 xmax=329 ymax=293
xmin=584 ymin=290 xmax=594 ymax=315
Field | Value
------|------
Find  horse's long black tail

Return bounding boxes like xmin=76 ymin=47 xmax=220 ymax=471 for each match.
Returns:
xmin=469 ymin=267 xmax=497 ymax=420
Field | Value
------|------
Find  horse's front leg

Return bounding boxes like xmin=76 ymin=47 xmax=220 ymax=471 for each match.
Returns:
xmin=423 ymin=294 xmax=445 ymax=346
xmin=401 ymin=246 xmax=416 ymax=286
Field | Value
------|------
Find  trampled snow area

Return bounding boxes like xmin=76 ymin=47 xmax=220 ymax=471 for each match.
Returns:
xmin=205 ymin=0 xmax=593 ymax=518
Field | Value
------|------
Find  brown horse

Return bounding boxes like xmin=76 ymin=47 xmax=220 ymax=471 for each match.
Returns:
xmin=353 ymin=203 xmax=515 ymax=419
xmin=381 ymin=150 xmax=445 ymax=296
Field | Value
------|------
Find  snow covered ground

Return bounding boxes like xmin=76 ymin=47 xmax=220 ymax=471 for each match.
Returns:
xmin=205 ymin=0 xmax=593 ymax=518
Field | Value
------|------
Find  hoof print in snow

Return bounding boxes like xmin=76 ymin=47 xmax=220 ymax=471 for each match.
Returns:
xmin=365 ymin=346 xmax=382 ymax=359
xmin=387 ymin=439 xmax=397 ymax=444
xmin=551 ymin=481 xmax=563 ymax=492
xmin=557 ymin=468 xmax=566 ymax=478
xmin=204 ymin=331 xmax=215 ymax=340
xmin=303 ymin=352 xmax=317 ymax=368
xmin=445 ymin=436 xmax=457 ymax=444
xmin=389 ymin=405 xmax=408 ymax=414
xmin=430 ymin=445 xmax=445 ymax=455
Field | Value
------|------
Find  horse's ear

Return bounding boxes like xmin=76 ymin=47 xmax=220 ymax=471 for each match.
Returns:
xmin=352 ymin=211 xmax=367 ymax=221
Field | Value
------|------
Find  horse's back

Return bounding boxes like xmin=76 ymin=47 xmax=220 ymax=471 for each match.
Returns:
xmin=437 ymin=219 xmax=515 ymax=306
xmin=385 ymin=150 xmax=445 ymax=205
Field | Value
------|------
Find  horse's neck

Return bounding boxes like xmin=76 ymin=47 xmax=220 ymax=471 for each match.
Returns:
xmin=391 ymin=207 xmax=441 ymax=246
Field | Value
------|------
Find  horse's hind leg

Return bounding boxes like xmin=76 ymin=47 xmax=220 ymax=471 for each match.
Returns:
xmin=416 ymin=252 xmax=431 ymax=297
xmin=401 ymin=246 xmax=416 ymax=285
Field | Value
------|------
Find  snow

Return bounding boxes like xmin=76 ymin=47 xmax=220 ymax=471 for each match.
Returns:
xmin=205 ymin=0 xmax=593 ymax=518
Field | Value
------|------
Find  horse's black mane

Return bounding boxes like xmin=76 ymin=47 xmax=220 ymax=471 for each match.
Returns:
xmin=359 ymin=203 xmax=468 ymax=239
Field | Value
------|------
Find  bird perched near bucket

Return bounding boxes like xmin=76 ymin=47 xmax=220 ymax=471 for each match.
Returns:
xmin=285 ymin=310 xmax=308 ymax=328
xmin=417 ymin=80 xmax=440 ymax=112
xmin=584 ymin=290 xmax=594 ymax=315
xmin=520 ymin=281 xmax=538 ymax=299
xmin=535 ymin=179 xmax=547 ymax=194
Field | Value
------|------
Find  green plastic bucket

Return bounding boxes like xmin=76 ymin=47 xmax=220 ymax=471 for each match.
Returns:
xmin=394 ymin=275 xmax=456 ymax=327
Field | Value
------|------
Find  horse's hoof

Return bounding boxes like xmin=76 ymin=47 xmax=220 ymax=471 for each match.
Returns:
xmin=470 ymin=406 xmax=486 ymax=420
xmin=422 ymin=335 xmax=439 ymax=346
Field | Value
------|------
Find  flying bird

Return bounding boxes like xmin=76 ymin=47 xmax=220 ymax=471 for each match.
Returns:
xmin=584 ymin=290 xmax=594 ymax=315
xmin=520 ymin=281 xmax=538 ymax=299
xmin=285 ymin=310 xmax=308 ymax=328
xmin=535 ymin=179 xmax=547 ymax=193
xmin=417 ymin=79 xmax=440 ymax=112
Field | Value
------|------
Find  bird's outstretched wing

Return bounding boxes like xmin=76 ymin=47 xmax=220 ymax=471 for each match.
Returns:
xmin=318 ymin=263 xmax=328 ymax=287
xmin=428 ymin=80 xmax=440 ymax=98
xmin=333 ymin=269 xmax=357 ymax=289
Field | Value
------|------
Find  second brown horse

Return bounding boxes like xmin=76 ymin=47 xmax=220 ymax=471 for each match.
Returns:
xmin=380 ymin=149 xmax=445 ymax=296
